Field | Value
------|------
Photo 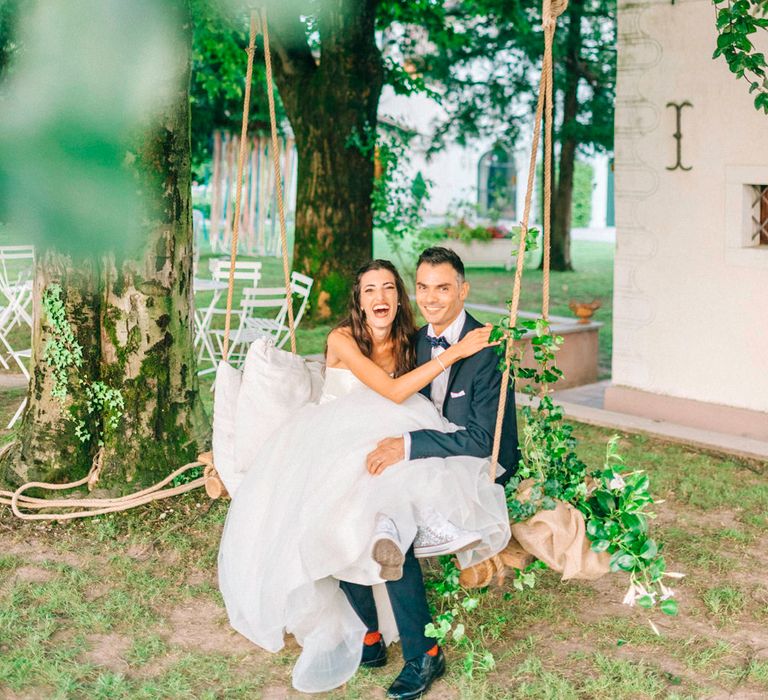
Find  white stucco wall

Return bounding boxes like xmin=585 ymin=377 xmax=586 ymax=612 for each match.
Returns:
xmin=613 ymin=0 xmax=768 ymax=412
xmin=379 ymin=88 xmax=481 ymax=216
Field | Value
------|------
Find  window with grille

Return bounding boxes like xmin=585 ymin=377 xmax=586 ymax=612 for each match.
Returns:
xmin=751 ymin=184 xmax=768 ymax=246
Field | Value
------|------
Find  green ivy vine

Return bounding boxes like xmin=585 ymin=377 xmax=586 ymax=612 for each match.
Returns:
xmin=346 ymin=121 xmax=433 ymax=266
xmin=713 ymin=0 xmax=768 ymax=113
xmin=426 ymin=230 xmax=678 ymax=676
xmin=42 ymin=284 xmax=124 ymax=446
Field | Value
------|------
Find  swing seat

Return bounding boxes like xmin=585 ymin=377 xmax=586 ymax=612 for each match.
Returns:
xmin=458 ymin=537 xmax=534 ymax=588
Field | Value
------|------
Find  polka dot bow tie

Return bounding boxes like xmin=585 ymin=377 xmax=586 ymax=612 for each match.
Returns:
xmin=427 ymin=335 xmax=451 ymax=350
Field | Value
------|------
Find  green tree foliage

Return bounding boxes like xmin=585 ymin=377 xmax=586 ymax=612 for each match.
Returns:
xmin=713 ymin=0 xmax=768 ymax=113
xmin=191 ymin=0 xmax=615 ymax=298
xmin=572 ymin=160 xmax=593 ymax=228
xmin=190 ymin=0 xmax=285 ymax=174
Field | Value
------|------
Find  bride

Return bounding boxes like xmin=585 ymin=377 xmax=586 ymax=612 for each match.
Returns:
xmin=218 ymin=259 xmax=510 ymax=693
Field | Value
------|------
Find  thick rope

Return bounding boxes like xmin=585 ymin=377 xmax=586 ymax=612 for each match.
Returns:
xmin=222 ymin=12 xmax=259 ymax=361
xmin=0 ymin=447 xmax=205 ymax=521
xmin=261 ymin=8 xmax=297 ymax=355
xmin=489 ymin=5 xmax=563 ymax=481
xmin=542 ymin=27 xmax=554 ymax=322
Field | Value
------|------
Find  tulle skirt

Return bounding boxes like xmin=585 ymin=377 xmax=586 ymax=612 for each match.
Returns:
xmin=218 ymin=387 xmax=509 ymax=692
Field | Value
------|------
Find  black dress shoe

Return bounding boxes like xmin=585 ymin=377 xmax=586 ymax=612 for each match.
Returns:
xmin=361 ymin=638 xmax=387 ymax=668
xmin=386 ymin=647 xmax=445 ymax=699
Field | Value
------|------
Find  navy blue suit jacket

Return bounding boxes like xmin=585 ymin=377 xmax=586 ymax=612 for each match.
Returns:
xmin=409 ymin=312 xmax=519 ymax=485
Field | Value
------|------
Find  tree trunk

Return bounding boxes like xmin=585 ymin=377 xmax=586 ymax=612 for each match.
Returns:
xmin=270 ymin=0 xmax=383 ymax=319
xmin=2 ymin=3 xmax=207 ymax=491
xmin=549 ymin=0 xmax=584 ymax=272
xmin=5 ymin=254 xmax=102 ymax=485
xmin=98 ymin=44 xmax=207 ymax=485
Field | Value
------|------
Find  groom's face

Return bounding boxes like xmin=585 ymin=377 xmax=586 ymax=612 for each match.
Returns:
xmin=415 ymin=262 xmax=469 ymax=335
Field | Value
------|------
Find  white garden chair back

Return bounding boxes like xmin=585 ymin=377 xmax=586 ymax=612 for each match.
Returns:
xmin=0 ymin=246 xmax=34 ymax=326
xmin=0 ymin=247 xmax=34 ymax=428
xmin=239 ymin=271 xmax=312 ymax=347
xmin=0 ymin=277 xmax=32 ymax=378
xmin=0 ymin=245 xmax=34 ymax=289
xmin=209 ymin=258 xmax=263 ymax=287
xmin=194 ymin=259 xmax=264 ymax=374
xmin=211 ymin=271 xmax=313 ymax=365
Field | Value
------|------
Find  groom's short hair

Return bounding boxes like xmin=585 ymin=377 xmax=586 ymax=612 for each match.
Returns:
xmin=417 ymin=247 xmax=465 ymax=283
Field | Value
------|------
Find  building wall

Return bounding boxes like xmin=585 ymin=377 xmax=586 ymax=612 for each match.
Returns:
xmin=612 ymin=0 xmax=768 ymax=415
xmin=378 ymin=87 xmax=610 ymax=227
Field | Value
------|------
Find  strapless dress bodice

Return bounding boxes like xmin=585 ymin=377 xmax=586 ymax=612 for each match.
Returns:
xmin=320 ymin=367 xmax=367 ymax=403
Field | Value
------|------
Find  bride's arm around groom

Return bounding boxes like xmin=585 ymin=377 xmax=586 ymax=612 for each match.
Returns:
xmin=367 ymin=246 xmax=520 ymax=485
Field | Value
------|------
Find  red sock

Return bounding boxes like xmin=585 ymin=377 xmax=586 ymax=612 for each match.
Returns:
xmin=426 ymin=644 xmax=439 ymax=657
xmin=364 ymin=631 xmax=382 ymax=646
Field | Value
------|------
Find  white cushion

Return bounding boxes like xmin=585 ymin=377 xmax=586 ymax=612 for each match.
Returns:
xmin=233 ymin=338 xmax=315 ymax=479
xmin=212 ymin=360 xmax=244 ymax=495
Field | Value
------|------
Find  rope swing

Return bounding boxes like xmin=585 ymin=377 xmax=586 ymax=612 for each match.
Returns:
xmin=489 ymin=0 xmax=567 ymax=482
xmin=222 ymin=9 xmax=297 ymax=361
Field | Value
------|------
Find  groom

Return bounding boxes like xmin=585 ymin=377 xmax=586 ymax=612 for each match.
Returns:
xmin=340 ymin=246 xmax=519 ymax=700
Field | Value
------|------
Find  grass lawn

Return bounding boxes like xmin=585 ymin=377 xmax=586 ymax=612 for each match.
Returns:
xmin=2 ymin=412 xmax=767 ymax=698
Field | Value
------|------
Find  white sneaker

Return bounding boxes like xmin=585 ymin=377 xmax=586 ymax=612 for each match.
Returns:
xmin=371 ymin=513 xmax=405 ymax=581
xmin=413 ymin=507 xmax=482 ymax=559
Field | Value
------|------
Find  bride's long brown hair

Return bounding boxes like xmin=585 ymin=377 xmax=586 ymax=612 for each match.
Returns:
xmin=332 ymin=259 xmax=417 ymax=377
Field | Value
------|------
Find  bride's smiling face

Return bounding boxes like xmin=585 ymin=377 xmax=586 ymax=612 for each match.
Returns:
xmin=358 ymin=269 xmax=399 ymax=332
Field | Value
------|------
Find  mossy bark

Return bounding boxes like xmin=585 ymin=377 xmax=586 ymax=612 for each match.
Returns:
xmin=2 ymin=3 xmax=207 ymax=491
xmin=270 ymin=0 xmax=383 ymax=319
xmin=2 ymin=253 xmax=101 ymax=486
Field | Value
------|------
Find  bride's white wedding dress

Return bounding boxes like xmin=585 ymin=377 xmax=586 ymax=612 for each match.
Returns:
xmin=218 ymin=367 xmax=510 ymax=693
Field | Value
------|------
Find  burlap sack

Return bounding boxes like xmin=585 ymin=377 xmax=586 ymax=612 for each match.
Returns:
xmin=510 ymin=480 xmax=610 ymax=581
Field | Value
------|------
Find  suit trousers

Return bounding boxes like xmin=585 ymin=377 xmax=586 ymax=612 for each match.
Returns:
xmin=339 ymin=545 xmax=433 ymax=660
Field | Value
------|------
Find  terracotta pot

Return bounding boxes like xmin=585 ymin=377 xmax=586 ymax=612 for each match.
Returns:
xmin=568 ymin=299 xmax=602 ymax=324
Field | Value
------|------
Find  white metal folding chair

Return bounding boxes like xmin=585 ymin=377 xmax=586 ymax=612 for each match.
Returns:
xmin=0 ymin=246 xmax=34 ymax=328
xmin=0 ymin=246 xmax=35 ymax=429
xmin=213 ymin=272 xmax=313 ymax=366
xmin=194 ymin=258 xmax=263 ymax=374
xmin=0 ymin=276 xmax=33 ymax=378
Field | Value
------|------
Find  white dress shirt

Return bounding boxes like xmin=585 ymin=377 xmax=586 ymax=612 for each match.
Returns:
xmin=403 ymin=309 xmax=466 ymax=460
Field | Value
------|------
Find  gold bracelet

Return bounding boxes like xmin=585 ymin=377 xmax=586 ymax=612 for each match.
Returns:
xmin=435 ymin=354 xmax=447 ymax=372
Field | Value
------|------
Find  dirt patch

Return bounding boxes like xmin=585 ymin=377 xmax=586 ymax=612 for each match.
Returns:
xmin=80 ymin=632 xmax=131 ymax=671
xmin=185 ymin=569 xmax=216 ymax=587
xmin=82 ymin=582 xmax=109 ymax=602
xmin=3 ymin=538 xmax=89 ymax=570
xmin=11 ymin=566 xmax=54 ymax=584
xmin=424 ymin=683 xmax=459 ymax=699
xmin=259 ymin=686 xmax=300 ymax=700
xmin=125 ymin=543 xmax=182 ymax=566
xmin=2 ymin=687 xmax=58 ymax=700
xmin=133 ymin=650 xmax=182 ymax=680
xmin=166 ymin=598 xmax=256 ymax=655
